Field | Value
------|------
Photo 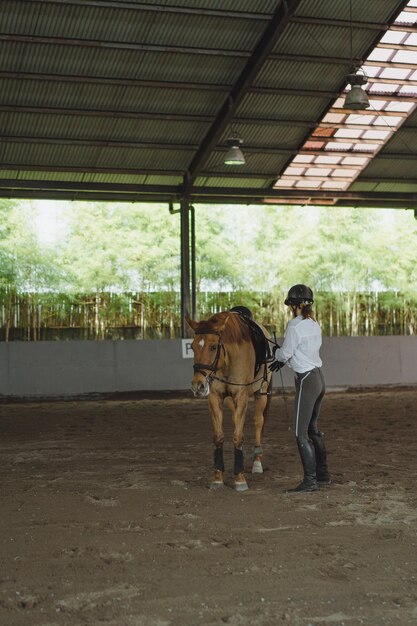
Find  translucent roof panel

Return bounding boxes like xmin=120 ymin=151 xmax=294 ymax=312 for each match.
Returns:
xmin=273 ymin=1 xmax=417 ymax=192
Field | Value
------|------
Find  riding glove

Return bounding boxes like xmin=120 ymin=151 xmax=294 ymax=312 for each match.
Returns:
xmin=269 ymin=360 xmax=285 ymax=372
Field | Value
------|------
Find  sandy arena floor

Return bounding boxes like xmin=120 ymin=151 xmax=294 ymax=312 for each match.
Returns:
xmin=1 ymin=388 xmax=417 ymax=626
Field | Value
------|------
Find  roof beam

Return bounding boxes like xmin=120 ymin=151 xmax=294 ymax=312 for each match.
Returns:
xmin=1 ymin=179 xmax=416 ymax=206
xmin=0 ymin=135 xmax=195 ymax=150
xmin=16 ymin=0 xmax=272 ymax=21
xmin=354 ymin=177 xmax=417 ymax=183
xmin=0 ymin=70 xmax=338 ymax=98
xmin=0 ymin=33 xmax=250 ymax=58
xmin=0 ymin=104 xmax=213 ymax=123
xmin=0 ymin=70 xmax=230 ymax=91
xmin=183 ymin=0 xmax=304 ymax=189
xmin=1 ymin=189 xmax=414 ymax=207
xmin=0 ymin=104 xmax=315 ymax=128
xmin=0 ymin=135 xmax=297 ymax=155
xmin=291 ymin=16 xmax=387 ymax=31
xmin=0 ymin=164 xmax=184 ymax=176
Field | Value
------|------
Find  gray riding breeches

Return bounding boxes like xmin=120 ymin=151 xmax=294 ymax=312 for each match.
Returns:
xmin=293 ymin=367 xmax=325 ymax=442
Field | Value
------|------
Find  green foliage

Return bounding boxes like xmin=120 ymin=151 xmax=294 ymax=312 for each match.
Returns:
xmin=0 ymin=200 xmax=416 ymax=339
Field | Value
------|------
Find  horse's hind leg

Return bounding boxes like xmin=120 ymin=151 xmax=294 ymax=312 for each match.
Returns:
xmin=252 ymin=386 xmax=270 ymax=474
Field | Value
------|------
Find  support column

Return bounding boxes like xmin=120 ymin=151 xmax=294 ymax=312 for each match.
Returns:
xmin=180 ymin=198 xmax=191 ymax=338
xmin=190 ymin=204 xmax=196 ymax=320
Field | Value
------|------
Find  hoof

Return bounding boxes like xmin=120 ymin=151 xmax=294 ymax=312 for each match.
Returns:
xmin=234 ymin=481 xmax=249 ymax=492
xmin=252 ymin=460 xmax=263 ymax=474
xmin=210 ymin=481 xmax=224 ymax=490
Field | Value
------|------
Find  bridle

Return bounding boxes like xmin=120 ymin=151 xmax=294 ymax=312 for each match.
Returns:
xmin=192 ymin=330 xmax=225 ymax=379
xmin=192 ymin=329 xmax=270 ymax=390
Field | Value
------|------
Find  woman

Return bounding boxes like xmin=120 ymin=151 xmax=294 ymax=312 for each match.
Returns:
xmin=270 ymin=284 xmax=330 ymax=493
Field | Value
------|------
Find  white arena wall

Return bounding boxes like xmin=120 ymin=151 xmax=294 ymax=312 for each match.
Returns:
xmin=0 ymin=336 xmax=416 ymax=400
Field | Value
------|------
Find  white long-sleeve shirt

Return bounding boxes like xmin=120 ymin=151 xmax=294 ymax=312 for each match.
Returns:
xmin=275 ymin=315 xmax=322 ymax=374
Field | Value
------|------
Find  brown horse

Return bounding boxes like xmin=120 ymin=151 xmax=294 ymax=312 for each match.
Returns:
xmin=186 ymin=311 xmax=272 ymax=491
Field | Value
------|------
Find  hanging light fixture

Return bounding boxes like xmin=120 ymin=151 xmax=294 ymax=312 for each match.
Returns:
xmin=224 ymin=136 xmax=245 ymax=165
xmin=343 ymin=0 xmax=369 ymax=110
xmin=344 ymin=68 xmax=370 ymax=110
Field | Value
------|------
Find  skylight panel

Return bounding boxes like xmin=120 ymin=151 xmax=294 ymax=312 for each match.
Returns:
xmin=315 ymin=155 xmax=342 ymax=164
xmin=285 ymin=167 xmax=305 ymax=176
xmin=332 ymin=168 xmax=357 ymax=178
xmin=322 ymin=113 xmax=345 ymax=123
xmin=399 ymin=84 xmax=417 ymax=94
xmin=367 ymin=99 xmax=386 ymax=110
xmin=325 ymin=142 xmax=354 ymax=151
xmin=393 ymin=49 xmax=417 ymax=64
xmin=362 ymin=65 xmax=382 ymax=78
xmin=273 ymin=0 xmax=417 ymax=193
xmin=404 ymin=33 xmax=417 ymax=45
xmin=342 ymin=156 xmax=369 ymax=165
xmin=306 ymin=168 xmax=332 ymax=177
xmin=335 ymin=128 xmax=362 ymax=139
xmin=380 ymin=67 xmax=411 ymax=79
xmin=373 ymin=115 xmax=403 ymax=127
xmin=396 ymin=11 xmax=417 ymax=24
xmin=362 ymin=129 xmax=391 ymax=140
xmin=293 ymin=155 xmax=314 ymax=163
xmin=380 ymin=31 xmax=408 ymax=44
xmin=368 ymin=48 xmax=394 ymax=62
xmin=346 ymin=114 xmax=376 ymax=125
xmin=321 ymin=180 xmax=349 ymax=190
xmin=385 ymin=101 xmax=414 ymax=111
xmin=295 ymin=179 xmax=322 ymax=188
xmin=368 ymin=82 xmax=400 ymax=94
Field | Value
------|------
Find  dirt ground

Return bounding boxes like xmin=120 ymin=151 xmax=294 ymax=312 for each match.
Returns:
xmin=1 ymin=387 xmax=417 ymax=626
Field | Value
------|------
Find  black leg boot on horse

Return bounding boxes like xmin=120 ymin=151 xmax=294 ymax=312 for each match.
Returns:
xmin=234 ymin=447 xmax=248 ymax=492
xmin=288 ymin=438 xmax=318 ymax=493
xmin=309 ymin=430 xmax=331 ymax=486
xmin=211 ymin=446 xmax=225 ymax=489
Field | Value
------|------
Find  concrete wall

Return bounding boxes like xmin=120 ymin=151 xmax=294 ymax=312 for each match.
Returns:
xmin=0 ymin=336 xmax=416 ymax=399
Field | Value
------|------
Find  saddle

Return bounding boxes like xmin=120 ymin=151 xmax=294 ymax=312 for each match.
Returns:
xmin=232 ymin=311 xmax=273 ymax=376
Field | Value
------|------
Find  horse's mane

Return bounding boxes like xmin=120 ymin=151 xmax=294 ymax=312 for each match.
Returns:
xmin=196 ymin=311 xmax=252 ymax=345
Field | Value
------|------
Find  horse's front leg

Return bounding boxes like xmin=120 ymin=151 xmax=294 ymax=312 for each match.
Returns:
xmin=208 ymin=392 xmax=225 ymax=489
xmin=231 ymin=391 xmax=249 ymax=492
xmin=252 ymin=391 xmax=268 ymax=474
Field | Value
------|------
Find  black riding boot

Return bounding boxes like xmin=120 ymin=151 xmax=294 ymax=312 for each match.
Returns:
xmin=288 ymin=439 xmax=318 ymax=493
xmin=310 ymin=431 xmax=331 ymax=485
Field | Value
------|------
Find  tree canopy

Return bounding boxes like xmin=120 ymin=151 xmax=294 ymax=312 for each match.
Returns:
xmin=0 ymin=199 xmax=416 ymax=295
xmin=0 ymin=199 xmax=415 ymax=338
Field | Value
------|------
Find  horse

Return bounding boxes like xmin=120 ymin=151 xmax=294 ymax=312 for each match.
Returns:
xmin=186 ymin=311 xmax=273 ymax=491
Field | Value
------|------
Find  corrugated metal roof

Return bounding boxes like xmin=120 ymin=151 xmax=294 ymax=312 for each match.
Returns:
xmin=272 ymin=22 xmax=377 ymax=58
xmin=294 ymin=0 xmax=402 ymax=23
xmin=0 ymin=0 xmax=415 ymax=207
xmin=237 ymin=92 xmax=328 ymax=121
xmin=255 ymin=58 xmax=346 ymax=91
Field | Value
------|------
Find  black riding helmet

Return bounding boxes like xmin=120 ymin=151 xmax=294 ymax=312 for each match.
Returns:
xmin=284 ymin=284 xmax=314 ymax=306
xmin=230 ymin=305 xmax=253 ymax=319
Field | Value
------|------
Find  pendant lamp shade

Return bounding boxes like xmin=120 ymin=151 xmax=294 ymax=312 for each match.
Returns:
xmin=224 ymin=137 xmax=245 ymax=165
xmin=343 ymin=71 xmax=370 ymax=110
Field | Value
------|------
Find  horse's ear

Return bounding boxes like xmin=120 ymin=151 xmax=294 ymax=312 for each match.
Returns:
xmin=185 ymin=316 xmax=199 ymax=332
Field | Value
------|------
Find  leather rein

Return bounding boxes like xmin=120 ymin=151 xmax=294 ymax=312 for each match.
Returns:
xmin=192 ymin=329 xmax=269 ymax=389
